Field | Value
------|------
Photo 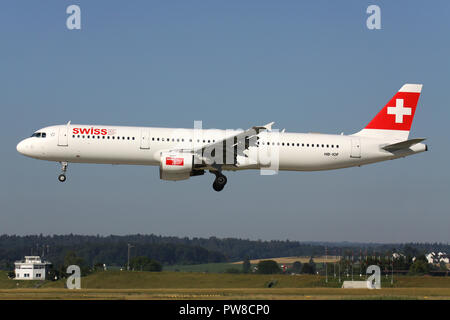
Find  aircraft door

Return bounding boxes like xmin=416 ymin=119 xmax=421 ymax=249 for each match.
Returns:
xmin=350 ymin=137 xmax=361 ymax=158
xmin=140 ymin=128 xmax=150 ymax=149
xmin=57 ymin=125 xmax=69 ymax=146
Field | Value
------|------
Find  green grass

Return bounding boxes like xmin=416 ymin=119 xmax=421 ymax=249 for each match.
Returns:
xmin=163 ymin=263 xmax=239 ymax=273
xmin=1 ymin=270 xmax=450 ymax=300
xmin=0 ymin=271 xmax=48 ymax=289
xmin=0 ymin=270 xmax=449 ymax=299
xmin=39 ymin=271 xmax=330 ymax=289
xmin=3 ymin=270 xmax=450 ymax=290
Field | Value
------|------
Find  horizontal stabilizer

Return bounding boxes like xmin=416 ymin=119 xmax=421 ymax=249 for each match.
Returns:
xmin=382 ymin=138 xmax=426 ymax=152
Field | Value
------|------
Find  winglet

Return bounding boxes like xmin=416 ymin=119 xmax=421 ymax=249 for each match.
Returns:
xmin=253 ymin=122 xmax=275 ymax=133
xmin=264 ymin=122 xmax=275 ymax=131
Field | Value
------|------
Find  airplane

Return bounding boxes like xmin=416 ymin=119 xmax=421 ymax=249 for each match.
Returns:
xmin=16 ymin=84 xmax=427 ymax=192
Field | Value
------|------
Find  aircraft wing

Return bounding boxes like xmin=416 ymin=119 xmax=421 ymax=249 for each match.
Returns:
xmin=169 ymin=122 xmax=275 ymax=165
xmin=382 ymin=138 xmax=426 ymax=152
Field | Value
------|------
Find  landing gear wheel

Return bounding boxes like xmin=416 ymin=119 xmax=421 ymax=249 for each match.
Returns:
xmin=212 ymin=173 xmax=227 ymax=192
xmin=213 ymin=181 xmax=224 ymax=192
xmin=216 ymin=175 xmax=227 ymax=186
xmin=58 ymin=162 xmax=68 ymax=182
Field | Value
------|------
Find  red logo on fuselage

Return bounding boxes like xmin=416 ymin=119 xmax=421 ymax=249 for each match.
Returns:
xmin=166 ymin=157 xmax=184 ymax=166
xmin=72 ymin=127 xmax=108 ymax=135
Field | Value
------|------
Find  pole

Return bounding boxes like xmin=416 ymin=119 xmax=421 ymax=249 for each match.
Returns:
xmin=359 ymin=249 xmax=362 ymax=278
xmin=325 ymin=246 xmax=328 ymax=283
xmin=127 ymin=244 xmax=134 ymax=271
xmin=391 ymin=255 xmax=394 ymax=285
xmin=333 ymin=250 xmax=336 ymax=278
xmin=338 ymin=249 xmax=341 ymax=283
xmin=351 ymin=250 xmax=354 ymax=281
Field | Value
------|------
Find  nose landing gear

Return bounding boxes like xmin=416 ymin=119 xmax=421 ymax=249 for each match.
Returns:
xmin=58 ymin=162 xmax=68 ymax=182
xmin=211 ymin=170 xmax=227 ymax=192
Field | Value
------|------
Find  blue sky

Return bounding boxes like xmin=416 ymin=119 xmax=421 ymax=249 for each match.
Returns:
xmin=1 ymin=1 xmax=449 ymax=242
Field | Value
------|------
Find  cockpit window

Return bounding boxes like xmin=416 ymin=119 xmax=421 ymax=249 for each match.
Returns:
xmin=31 ymin=132 xmax=46 ymax=138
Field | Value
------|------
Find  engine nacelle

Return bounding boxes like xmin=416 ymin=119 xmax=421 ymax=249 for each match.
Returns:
xmin=159 ymin=152 xmax=194 ymax=181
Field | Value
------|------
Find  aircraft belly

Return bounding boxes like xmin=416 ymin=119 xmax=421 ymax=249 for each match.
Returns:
xmin=46 ymin=143 xmax=158 ymax=166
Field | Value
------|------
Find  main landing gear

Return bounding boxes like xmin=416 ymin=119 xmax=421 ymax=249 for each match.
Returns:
xmin=211 ymin=170 xmax=227 ymax=192
xmin=58 ymin=162 xmax=68 ymax=182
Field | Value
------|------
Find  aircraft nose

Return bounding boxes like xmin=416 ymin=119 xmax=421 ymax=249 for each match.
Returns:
xmin=16 ymin=140 xmax=28 ymax=155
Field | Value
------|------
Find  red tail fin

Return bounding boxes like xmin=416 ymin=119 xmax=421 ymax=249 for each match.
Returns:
xmin=355 ymin=84 xmax=423 ymax=141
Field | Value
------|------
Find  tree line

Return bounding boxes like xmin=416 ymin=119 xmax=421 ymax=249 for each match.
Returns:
xmin=0 ymin=234 xmax=448 ymax=272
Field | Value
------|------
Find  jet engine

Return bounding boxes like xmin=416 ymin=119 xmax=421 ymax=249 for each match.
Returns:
xmin=159 ymin=152 xmax=195 ymax=181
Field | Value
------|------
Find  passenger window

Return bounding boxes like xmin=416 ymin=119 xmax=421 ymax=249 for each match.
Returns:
xmin=42 ymin=133 xmax=46 ymax=138
xmin=336 ymin=145 xmax=339 ymax=148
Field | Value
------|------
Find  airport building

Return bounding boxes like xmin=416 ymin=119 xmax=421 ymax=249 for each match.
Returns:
xmin=14 ymin=256 xmax=52 ymax=280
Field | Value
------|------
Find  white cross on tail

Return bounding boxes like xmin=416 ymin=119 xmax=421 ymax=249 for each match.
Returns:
xmin=387 ymin=99 xmax=411 ymax=123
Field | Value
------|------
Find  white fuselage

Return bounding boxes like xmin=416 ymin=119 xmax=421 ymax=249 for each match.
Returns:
xmin=16 ymin=124 xmax=427 ymax=172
